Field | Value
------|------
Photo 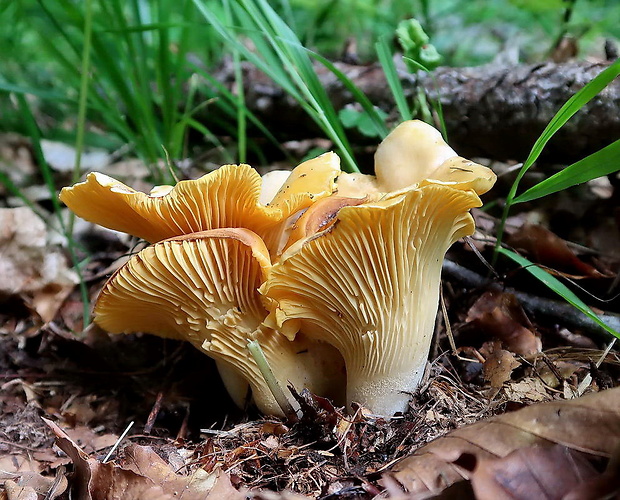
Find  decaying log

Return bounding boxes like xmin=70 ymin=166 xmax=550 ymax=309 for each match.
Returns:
xmin=211 ymin=59 xmax=620 ymax=164
xmin=422 ymin=61 xmax=620 ymax=164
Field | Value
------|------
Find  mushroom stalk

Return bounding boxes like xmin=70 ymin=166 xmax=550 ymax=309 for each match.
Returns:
xmin=263 ymin=185 xmax=483 ymax=415
xmin=340 ymin=265 xmax=441 ymax=415
xmin=93 ymin=229 xmax=345 ymax=417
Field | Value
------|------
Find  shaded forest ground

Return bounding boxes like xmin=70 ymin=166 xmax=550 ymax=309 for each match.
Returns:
xmin=1 ymin=120 xmax=620 ymax=498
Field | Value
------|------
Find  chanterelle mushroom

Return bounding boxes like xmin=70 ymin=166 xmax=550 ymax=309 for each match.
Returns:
xmin=59 ymin=155 xmax=345 ymax=416
xmin=337 ymin=120 xmax=496 ymax=197
xmin=96 ymin=228 xmax=344 ymax=416
xmin=59 ymin=152 xmax=340 ymax=257
xmin=262 ymin=121 xmax=496 ymax=416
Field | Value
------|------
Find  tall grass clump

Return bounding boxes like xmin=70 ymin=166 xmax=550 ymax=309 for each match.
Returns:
xmin=193 ymin=0 xmax=364 ymax=172
xmin=1 ymin=0 xmax=230 ymax=183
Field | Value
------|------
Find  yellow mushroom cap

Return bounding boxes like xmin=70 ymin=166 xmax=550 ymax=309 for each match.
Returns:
xmin=95 ymin=228 xmax=344 ymax=416
xmin=59 ymin=166 xmax=280 ymax=244
xmin=267 ymin=152 xmax=341 ymax=212
xmin=60 ymin=155 xmax=341 ymax=258
xmin=260 ymin=152 xmax=343 ymax=257
xmin=336 ymin=172 xmax=380 ymax=199
xmin=259 ymin=170 xmax=294 ymax=205
xmin=372 ymin=120 xmax=495 ymax=195
xmin=262 ymin=183 xmax=484 ymax=415
xmin=283 ymin=195 xmax=367 ymax=254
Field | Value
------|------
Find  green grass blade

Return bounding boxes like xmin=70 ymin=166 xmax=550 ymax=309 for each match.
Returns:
xmin=223 ymin=0 xmax=247 ymax=163
xmin=193 ymin=67 xmax=289 ymax=158
xmin=519 ymin=59 xmax=620 ymax=177
xmin=66 ymin=0 xmax=93 ymax=242
xmin=402 ymin=56 xmax=448 ymax=139
xmin=156 ymin=1 xmax=176 ymax=144
xmin=376 ymin=37 xmax=411 ymax=122
xmin=0 ymin=83 xmax=69 ymax=101
xmin=0 ymin=171 xmax=49 ymax=221
xmin=495 ymin=58 xmax=620 ymax=258
xmin=17 ymin=94 xmax=64 ymax=221
xmin=514 ymin=138 xmax=620 ymax=203
xmin=185 ymin=117 xmax=234 ymax=163
xmin=99 ymin=21 xmax=198 ymax=33
xmin=72 ymin=0 xmax=93 ymax=186
xmin=17 ymin=93 xmax=91 ymax=326
xmin=499 ymin=247 xmax=619 ymax=340
xmin=192 ymin=0 xmax=360 ymax=172
xmin=241 ymin=0 xmax=356 ymax=167
xmin=308 ymin=51 xmax=389 ymax=138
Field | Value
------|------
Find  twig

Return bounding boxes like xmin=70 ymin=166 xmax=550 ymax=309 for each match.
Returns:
xmin=144 ymin=391 xmax=164 ymax=434
xmin=576 ymin=339 xmax=617 ymax=396
xmin=442 ymin=259 xmax=620 ymax=341
xmin=103 ymin=421 xmax=134 ymax=463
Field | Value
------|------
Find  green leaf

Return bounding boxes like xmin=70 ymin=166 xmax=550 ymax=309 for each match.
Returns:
xmin=509 ymin=0 xmax=565 ymax=12
xmin=0 ymin=82 xmax=68 ymax=101
xmin=495 ymin=58 xmax=620 ymax=257
xmin=514 ymin=138 xmax=620 ymax=203
xmin=498 ymin=247 xmax=619 ymax=340
xmin=306 ymin=50 xmax=389 ymax=138
xmin=338 ymin=106 xmax=387 ymax=138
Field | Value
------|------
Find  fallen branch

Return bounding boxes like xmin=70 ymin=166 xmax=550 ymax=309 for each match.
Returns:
xmin=442 ymin=259 xmax=620 ymax=341
xmin=207 ymin=59 xmax=619 ymax=165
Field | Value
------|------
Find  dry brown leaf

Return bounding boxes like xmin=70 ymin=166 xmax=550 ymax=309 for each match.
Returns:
xmin=248 ymin=491 xmax=313 ymax=499
xmin=467 ymin=290 xmax=542 ymax=356
xmin=0 ymin=207 xmax=77 ymax=322
xmin=43 ymin=418 xmax=245 ymax=500
xmin=503 ymin=377 xmax=550 ymax=403
xmin=3 ymin=481 xmax=38 ymax=500
xmin=508 ymin=224 xmax=607 ymax=279
xmin=483 ymin=348 xmax=520 ymax=388
xmin=0 ymin=455 xmax=67 ymax=500
xmin=0 ymin=456 xmax=40 ymax=478
xmin=62 ymin=426 xmax=119 ymax=455
xmin=387 ymin=386 xmax=620 ymax=497
xmin=536 ymin=359 xmax=581 ymax=389
xmin=470 ymin=444 xmax=619 ymax=500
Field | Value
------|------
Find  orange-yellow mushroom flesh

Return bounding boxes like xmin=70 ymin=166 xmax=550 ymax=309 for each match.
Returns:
xmin=95 ymin=228 xmax=344 ymax=416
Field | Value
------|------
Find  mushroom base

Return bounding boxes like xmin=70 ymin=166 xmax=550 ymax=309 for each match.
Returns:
xmin=346 ymin=364 xmax=427 ymax=416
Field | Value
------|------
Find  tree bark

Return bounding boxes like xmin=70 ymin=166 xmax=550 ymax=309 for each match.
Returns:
xmin=212 ymin=59 xmax=620 ymax=164
xmin=421 ymin=61 xmax=620 ymax=164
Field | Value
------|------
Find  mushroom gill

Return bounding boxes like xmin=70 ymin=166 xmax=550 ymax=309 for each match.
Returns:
xmin=262 ymin=182 xmax=488 ymax=416
xmin=95 ymin=228 xmax=344 ymax=416
xmin=59 ymin=153 xmax=341 ymax=257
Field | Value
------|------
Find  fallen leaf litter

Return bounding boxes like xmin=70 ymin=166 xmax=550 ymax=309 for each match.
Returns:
xmin=1 ymin=127 xmax=620 ymax=498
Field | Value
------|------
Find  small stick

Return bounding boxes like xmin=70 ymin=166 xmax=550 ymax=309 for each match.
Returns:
xmin=103 ymin=421 xmax=134 ymax=463
xmin=144 ymin=391 xmax=164 ymax=434
xmin=576 ymin=339 xmax=617 ymax=396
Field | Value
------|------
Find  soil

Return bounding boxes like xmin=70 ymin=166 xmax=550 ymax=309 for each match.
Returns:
xmin=2 ymin=232 xmax=619 ymax=498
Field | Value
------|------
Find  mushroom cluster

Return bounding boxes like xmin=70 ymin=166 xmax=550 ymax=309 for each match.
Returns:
xmin=60 ymin=121 xmax=496 ymax=417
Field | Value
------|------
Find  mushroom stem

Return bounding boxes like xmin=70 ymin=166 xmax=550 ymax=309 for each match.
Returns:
xmin=263 ymin=185 xmax=483 ymax=415
xmin=247 ymin=340 xmax=299 ymax=421
xmin=346 ymin=366 xmax=426 ymax=416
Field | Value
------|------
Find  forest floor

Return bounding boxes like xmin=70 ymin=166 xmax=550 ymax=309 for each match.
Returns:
xmin=1 ymin=135 xmax=619 ymax=499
